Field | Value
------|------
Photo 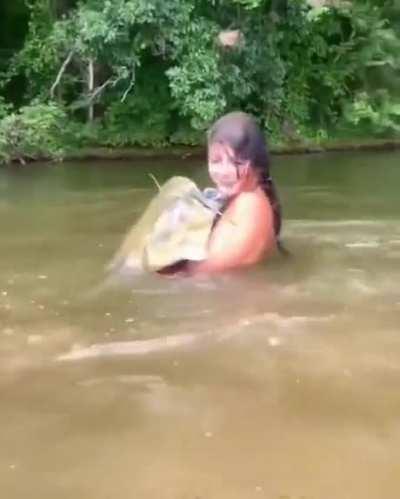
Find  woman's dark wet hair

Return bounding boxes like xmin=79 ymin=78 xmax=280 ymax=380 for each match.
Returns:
xmin=207 ymin=111 xmax=283 ymax=240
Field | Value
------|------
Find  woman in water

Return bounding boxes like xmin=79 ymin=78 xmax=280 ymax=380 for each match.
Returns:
xmin=158 ymin=111 xmax=282 ymax=276
xmin=189 ymin=111 xmax=282 ymax=274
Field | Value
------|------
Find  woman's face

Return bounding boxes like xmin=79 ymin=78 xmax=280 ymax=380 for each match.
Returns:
xmin=208 ymin=142 xmax=249 ymax=196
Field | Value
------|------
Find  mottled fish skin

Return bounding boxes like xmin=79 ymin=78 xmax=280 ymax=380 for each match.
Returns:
xmin=107 ymin=177 xmax=227 ymax=275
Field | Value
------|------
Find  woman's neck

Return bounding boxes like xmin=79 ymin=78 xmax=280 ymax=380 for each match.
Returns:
xmin=240 ymin=169 xmax=261 ymax=192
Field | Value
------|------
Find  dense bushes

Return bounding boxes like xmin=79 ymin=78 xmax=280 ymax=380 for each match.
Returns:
xmin=1 ymin=0 xmax=400 ymax=162
xmin=0 ymin=102 xmax=67 ymax=163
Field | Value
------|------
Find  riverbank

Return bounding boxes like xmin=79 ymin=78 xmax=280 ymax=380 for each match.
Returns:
xmin=43 ymin=137 xmax=400 ymax=162
xmin=3 ymin=137 xmax=400 ymax=165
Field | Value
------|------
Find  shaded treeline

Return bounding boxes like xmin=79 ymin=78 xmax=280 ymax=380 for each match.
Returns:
xmin=1 ymin=0 xmax=400 ymax=162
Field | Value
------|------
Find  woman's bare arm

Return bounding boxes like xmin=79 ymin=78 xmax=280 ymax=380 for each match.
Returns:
xmin=189 ymin=191 xmax=275 ymax=274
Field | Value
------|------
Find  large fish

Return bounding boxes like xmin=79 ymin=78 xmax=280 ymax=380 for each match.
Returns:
xmin=108 ymin=176 xmax=226 ymax=275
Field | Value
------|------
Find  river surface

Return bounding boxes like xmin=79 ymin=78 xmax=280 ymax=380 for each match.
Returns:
xmin=1 ymin=151 xmax=400 ymax=499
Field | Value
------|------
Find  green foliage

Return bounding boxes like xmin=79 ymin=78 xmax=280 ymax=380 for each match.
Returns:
xmin=13 ymin=0 xmax=194 ymax=107
xmin=101 ymin=65 xmax=172 ymax=146
xmin=0 ymin=102 xmax=67 ymax=163
xmin=3 ymin=0 xmax=60 ymax=99
xmin=167 ymin=19 xmax=225 ymax=129
xmin=0 ymin=97 xmax=12 ymax=121
xmin=230 ymin=0 xmax=264 ymax=9
xmin=1 ymin=0 xmax=400 ymax=161
xmin=273 ymin=0 xmax=400 ymax=136
xmin=169 ymin=122 xmax=203 ymax=146
xmin=344 ymin=90 xmax=400 ymax=134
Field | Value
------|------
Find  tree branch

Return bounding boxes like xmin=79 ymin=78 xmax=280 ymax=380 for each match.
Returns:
xmin=121 ymin=71 xmax=136 ymax=103
xmin=50 ymin=50 xmax=74 ymax=99
xmin=87 ymin=58 xmax=95 ymax=122
xmin=87 ymin=75 xmax=123 ymax=103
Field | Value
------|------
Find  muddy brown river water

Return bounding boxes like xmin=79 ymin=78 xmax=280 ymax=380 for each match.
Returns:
xmin=1 ymin=151 xmax=400 ymax=499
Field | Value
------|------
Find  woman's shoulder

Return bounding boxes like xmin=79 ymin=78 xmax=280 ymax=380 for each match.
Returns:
xmin=227 ymin=187 xmax=273 ymax=221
